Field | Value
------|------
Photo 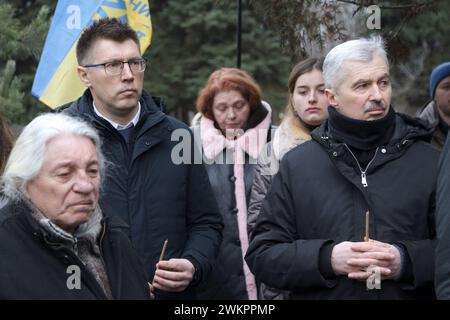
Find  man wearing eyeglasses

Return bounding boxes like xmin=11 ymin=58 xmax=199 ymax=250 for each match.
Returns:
xmin=58 ymin=18 xmax=222 ymax=300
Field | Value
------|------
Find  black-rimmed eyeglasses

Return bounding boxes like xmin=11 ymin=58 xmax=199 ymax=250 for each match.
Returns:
xmin=83 ymin=58 xmax=147 ymax=76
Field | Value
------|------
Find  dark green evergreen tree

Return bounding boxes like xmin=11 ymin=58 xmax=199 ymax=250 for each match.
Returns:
xmin=0 ymin=1 xmax=52 ymax=125
xmin=2 ymin=0 xmax=447 ymax=125
xmin=145 ymin=0 xmax=290 ymax=123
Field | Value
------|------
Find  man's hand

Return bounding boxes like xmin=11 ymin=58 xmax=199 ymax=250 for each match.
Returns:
xmin=352 ymin=239 xmax=402 ymax=281
xmin=332 ymin=240 xmax=402 ymax=281
xmin=152 ymin=258 xmax=195 ymax=292
xmin=331 ymin=241 xmax=378 ymax=276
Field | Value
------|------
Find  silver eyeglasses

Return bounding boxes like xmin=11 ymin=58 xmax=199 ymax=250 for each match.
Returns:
xmin=83 ymin=58 xmax=147 ymax=76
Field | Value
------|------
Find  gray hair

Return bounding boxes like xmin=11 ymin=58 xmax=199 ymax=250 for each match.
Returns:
xmin=1 ymin=113 xmax=105 ymax=200
xmin=323 ymin=35 xmax=388 ymax=91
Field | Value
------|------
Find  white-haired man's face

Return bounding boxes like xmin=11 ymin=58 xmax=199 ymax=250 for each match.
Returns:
xmin=25 ymin=134 xmax=100 ymax=233
xmin=325 ymin=54 xmax=392 ymax=121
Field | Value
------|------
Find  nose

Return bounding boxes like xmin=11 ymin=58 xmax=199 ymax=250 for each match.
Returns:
xmin=226 ymin=108 xmax=236 ymax=120
xmin=121 ymin=62 xmax=135 ymax=80
xmin=370 ymin=84 xmax=382 ymax=101
xmin=308 ymin=90 xmax=317 ymax=103
xmin=73 ymin=172 xmax=96 ymax=194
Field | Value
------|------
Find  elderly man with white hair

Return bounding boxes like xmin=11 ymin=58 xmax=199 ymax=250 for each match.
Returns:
xmin=245 ymin=36 xmax=439 ymax=299
xmin=0 ymin=113 xmax=150 ymax=299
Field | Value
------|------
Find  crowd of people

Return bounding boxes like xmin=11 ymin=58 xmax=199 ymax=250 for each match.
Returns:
xmin=0 ymin=17 xmax=449 ymax=300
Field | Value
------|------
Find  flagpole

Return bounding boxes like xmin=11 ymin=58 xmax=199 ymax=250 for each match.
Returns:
xmin=236 ymin=0 xmax=242 ymax=68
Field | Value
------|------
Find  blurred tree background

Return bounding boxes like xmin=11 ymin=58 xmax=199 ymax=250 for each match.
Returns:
xmin=0 ymin=0 xmax=54 ymax=129
xmin=0 ymin=0 xmax=449 ymax=128
xmin=251 ymin=0 xmax=449 ymax=114
xmin=145 ymin=0 xmax=290 ymax=122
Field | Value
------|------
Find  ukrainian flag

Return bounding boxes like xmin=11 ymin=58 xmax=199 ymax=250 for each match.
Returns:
xmin=32 ymin=0 xmax=152 ymax=109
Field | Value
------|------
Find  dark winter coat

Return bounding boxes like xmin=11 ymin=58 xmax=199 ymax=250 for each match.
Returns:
xmin=58 ymin=90 xmax=223 ymax=297
xmin=0 ymin=198 xmax=150 ymax=299
xmin=435 ymin=134 xmax=450 ymax=299
xmin=246 ymin=113 xmax=439 ymax=300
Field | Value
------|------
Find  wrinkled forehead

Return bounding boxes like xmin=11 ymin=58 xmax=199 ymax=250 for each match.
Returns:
xmin=42 ymin=135 xmax=99 ymax=167
xmin=213 ymin=90 xmax=246 ymax=105
xmin=341 ymin=55 xmax=390 ymax=81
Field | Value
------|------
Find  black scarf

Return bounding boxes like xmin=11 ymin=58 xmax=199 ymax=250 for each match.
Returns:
xmin=328 ymin=106 xmax=395 ymax=151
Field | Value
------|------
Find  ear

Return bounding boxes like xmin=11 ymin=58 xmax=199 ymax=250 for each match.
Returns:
xmin=325 ymin=88 xmax=339 ymax=108
xmin=77 ymin=66 xmax=91 ymax=88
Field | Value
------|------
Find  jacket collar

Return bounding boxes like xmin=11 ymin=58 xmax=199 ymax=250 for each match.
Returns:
xmin=60 ymin=90 xmax=167 ymax=136
xmin=272 ymin=116 xmax=311 ymax=159
xmin=418 ymin=100 xmax=439 ymax=127
xmin=1 ymin=196 xmax=107 ymax=248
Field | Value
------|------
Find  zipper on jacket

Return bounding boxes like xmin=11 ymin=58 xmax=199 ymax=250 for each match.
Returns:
xmin=343 ymin=144 xmax=379 ymax=188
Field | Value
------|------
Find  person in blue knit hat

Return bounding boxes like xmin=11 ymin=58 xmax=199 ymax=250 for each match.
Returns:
xmin=418 ymin=62 xmax=450 ymax=149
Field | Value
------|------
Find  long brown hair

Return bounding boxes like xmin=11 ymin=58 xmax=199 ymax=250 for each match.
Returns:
xmin=0 ymin=114 xmax=14 ymax=174
xmin=284 ymin=57 xmax=324 ymax=131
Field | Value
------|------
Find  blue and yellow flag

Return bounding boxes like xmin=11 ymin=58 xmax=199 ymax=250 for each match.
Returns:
xmin=32 ymin=0 xmax=152 ymax=109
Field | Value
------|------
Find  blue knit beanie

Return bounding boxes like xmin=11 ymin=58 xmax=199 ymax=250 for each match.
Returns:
xmin=430 ymin=62 xmax=450 ymax=98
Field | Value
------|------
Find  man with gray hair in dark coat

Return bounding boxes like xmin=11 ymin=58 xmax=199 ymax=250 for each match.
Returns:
xmin=246 ymin=36 xmax=439 ymax=299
